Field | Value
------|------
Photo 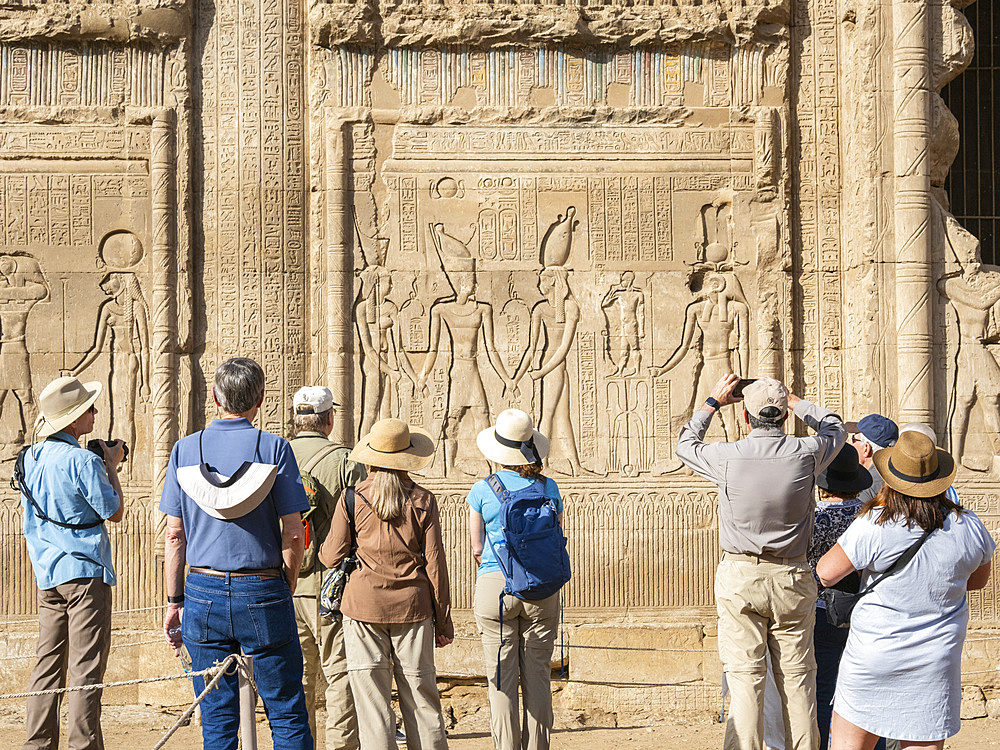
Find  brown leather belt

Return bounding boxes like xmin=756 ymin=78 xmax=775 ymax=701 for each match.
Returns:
xmin=723 ymin=552 xmax=808 ymax=565
xmin=189 ymin=566 xmax=282 ymax=579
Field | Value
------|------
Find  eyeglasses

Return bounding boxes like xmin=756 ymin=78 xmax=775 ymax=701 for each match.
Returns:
xmin=88 ymin=405 xmax=97 ymax=415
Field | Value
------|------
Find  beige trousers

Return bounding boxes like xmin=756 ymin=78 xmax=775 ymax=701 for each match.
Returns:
xmin=473 ymin=572 xmax=559 ymax=750
xmin=343 ymin=617 xmax=448 ymax=750
xmin=294 ymin=595 xmax=359 ymax=750
xmin=23 ymin=577 xmax=112 ymax=750
xmin=715 ymin=556 xmax=819 ymax=750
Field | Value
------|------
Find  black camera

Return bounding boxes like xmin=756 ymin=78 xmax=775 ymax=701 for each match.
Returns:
xmin=87 ymin=439 xmax=129 ymax=464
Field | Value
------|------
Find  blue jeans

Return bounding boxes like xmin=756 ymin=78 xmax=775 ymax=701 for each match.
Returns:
xmin=183 ymin=572 xmax=312 ymax=750
xmin=814 ymin=606 xmax=885 ymax=750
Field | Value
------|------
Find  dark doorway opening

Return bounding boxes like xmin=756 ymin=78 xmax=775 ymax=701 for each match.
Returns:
xmin=941 ymin=2 xmax=1000 ymax=266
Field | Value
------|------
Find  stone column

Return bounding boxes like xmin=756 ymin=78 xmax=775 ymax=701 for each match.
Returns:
xmin=325 ymin=115 xmax=355 ymax=444
xmin=151 ymin=111 xmax=178 ymax=496
xmin=892 ymin=0 xmax=934 ymax=424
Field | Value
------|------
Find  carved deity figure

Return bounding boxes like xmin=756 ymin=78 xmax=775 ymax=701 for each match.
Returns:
xmin=0 ymin=254 xmax=49 ymax=443
xmin=652 ymin=271 xmax=750 ymax=441
xmin=72 ymin=272 xmax=151 ymax=464
xmin=513 ymin=208 xmax=593 ymax=476
xmin=355 ymin=264 xmax=419 ymax=437
xmin=418 ymin=223 xmax=515 ymax=477
xmin=600 ymin=270 xmax=646 ymax=377
xmin=937 ymin=262 xmax=1000 ymax=470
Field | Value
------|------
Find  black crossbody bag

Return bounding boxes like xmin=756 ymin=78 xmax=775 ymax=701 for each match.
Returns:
xmin=822 ymin=527 xmax=932 ymax=627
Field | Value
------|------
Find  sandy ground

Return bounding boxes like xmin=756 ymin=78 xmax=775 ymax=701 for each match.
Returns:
xmin=0 ymin=692 xmax=996 ymax=749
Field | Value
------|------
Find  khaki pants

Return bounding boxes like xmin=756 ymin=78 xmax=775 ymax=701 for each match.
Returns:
xmin=473 ymin=572 xmax=559 ymax=750
xmin=715 ymin=556 xmax=819 ymax=750
xmin=343 ymin=617 xmax=448 ymax=750
xmin=23 ymin=577 xmax=112 ymax=750
xmin=294 ymin=595 xmax=359 ymax=749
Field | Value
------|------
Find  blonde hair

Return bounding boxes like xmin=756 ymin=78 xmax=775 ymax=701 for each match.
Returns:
xmin=367 ymin=467 xmax=408 ymax=520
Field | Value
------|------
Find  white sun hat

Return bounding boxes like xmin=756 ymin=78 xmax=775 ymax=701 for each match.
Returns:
xmin=476 ymin=409 xmax=550 ymax=466
xmin=35 ymin=376 xmax=103 ymax=438
xmin=175 ymin=430 xmax=278 ymax=520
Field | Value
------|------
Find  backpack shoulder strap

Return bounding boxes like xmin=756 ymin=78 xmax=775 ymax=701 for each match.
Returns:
xmin=301 ymin=442 xmax=342 ymax=475
xmin=345 ymin=488 xmax=357 ymax=554
xmin=486 ymin=473 xmax=507 ymax=500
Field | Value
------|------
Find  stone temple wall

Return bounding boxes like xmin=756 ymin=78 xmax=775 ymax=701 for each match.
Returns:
xmin=0 ymin=0 xmax=998 ymax=709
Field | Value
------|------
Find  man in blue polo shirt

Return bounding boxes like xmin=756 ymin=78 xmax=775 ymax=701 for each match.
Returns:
xmin=160 ymin=357 xmax=312 ymax=749
xmin=20 ymin=376 xmax=125 ymax=750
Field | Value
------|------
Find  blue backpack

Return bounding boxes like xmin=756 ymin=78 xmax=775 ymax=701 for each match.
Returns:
xmin=485 ymin=473 xmax=571 ymax=684
xmin=486 ymin=473 xmax=571 ymax=601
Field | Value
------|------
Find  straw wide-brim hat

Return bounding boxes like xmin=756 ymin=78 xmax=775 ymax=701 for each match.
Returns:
xmin=477 ymin=409 xmax=550 ymax=466
xmin=873 ymin=431 xmax=957 ymax=498
xmin=35 ymin=376 xmax=103 ymax=438
xmin=349 ymin=418 xmax=436 ymax=472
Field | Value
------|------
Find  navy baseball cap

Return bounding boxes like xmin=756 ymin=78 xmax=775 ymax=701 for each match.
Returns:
xmin=846 ymin=414 xmax=899 ymax=450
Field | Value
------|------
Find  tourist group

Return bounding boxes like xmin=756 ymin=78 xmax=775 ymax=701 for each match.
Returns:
xmin=15 ymin=360 xmax=995 ymax=750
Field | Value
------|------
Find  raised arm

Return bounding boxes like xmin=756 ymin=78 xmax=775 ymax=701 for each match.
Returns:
xmin=652 ymin=303 xmax=699 ymax=377
xmin=71 ymin=301 xmax=112 ymax=375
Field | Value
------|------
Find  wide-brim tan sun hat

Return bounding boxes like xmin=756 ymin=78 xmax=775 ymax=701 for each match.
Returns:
xmin=349 ymin=418 xmax=436 ymax=472
xmin=35 ymin=376 xmax=103 ymax=438
xmin=872 ymin=430 xmax=957 ymax=499
xmin=477 ymin=409 xmax=550 ymax=466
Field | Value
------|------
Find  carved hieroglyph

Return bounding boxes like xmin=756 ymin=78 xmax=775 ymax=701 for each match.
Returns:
xmin=0 ymin=0 xmax=996 ymax=642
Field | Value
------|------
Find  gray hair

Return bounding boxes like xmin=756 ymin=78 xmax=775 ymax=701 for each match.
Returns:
xmin=747 ymin=407 xmax=786 ymax=431
xmin=214 ymin=357 xmax=265 ymax=414
xmin=292 ymin=409 xmax=332 ymax=436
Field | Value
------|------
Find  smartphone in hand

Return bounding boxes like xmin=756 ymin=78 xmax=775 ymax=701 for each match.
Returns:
xmin=732 ymin=378 xmax=756 ymax=400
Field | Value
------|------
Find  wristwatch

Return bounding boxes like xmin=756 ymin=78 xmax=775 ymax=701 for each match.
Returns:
xmin=705 ymin=397 xmax=721 ymax=409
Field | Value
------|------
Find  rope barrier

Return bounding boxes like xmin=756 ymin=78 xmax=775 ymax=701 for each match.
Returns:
xmin=0 ymin=605 xmax=166 ymax=626
xmin=152 ymin=654 xmax=241 ymax=750
xmin=0 ymin=661 xmax=225 ymax=701
xmin=0 ymin=638 xmax=166 ymax=662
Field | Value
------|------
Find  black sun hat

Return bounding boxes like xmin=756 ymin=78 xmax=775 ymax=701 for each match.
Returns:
xmin=817 ymin=443 xmax=873 ymax=496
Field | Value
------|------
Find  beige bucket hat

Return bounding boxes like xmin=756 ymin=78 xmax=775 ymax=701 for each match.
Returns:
xmin=349 ymin=418 xmax=436 ymax=472
xmin=35 ymin=376 xmax=103 ymax=438
xmin=873 ymin=431 xmax=957 ymax=499
xmin=477 ymin=409 xmax=549 ymax=466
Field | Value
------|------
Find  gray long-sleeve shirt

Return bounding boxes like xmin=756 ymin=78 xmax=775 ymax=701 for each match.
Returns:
xmin=676 ymin=399 xmax=847 ymax=558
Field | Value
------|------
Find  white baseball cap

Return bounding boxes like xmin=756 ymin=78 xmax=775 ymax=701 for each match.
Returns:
xmin=293 ymin=386 xmax=337 ymax=414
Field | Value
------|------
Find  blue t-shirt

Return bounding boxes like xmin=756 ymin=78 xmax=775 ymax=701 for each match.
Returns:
xmin=159 ymin=418 xmax=309 ymax=571
xmin=465 ymin=470 xmax=563 ymax=576
xmin=20 ymin=432 xmax=120 ymax=589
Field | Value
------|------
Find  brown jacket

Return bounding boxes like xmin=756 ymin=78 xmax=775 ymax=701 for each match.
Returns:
xmin=318 ymin=475 xmax=453 ymax=639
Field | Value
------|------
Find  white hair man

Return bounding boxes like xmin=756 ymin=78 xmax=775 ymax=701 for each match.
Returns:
xmin=289 ymin=386 xmax=364 ymax=749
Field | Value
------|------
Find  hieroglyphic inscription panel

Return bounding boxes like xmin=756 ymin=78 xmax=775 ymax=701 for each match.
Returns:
xmin=195 ymin=0 xmax=307 ymax=431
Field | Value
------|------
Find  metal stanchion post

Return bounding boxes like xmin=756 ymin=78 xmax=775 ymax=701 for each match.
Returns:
xmin=238 ymin=655 xmax=258 ymax=750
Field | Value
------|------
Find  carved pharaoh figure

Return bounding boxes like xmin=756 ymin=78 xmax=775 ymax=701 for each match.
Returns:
xmin=514 ymin=208 xmax=595 ymax=476
xmin=937 ymin=261 xmax=1000 ymax=471
xmin=600 ymin=270 xmax=646 ymax=378
xmin=418 ymin=223 xmax=515 ymax=477
xmin=652 ymin=270 xmax=750 ymax=442
xmin=72 ymin=272 xmax=151 ymax=468
xmin=0 ymin=253 xmax=49 ymax=444
xmin=355 ymin=238 xmax=420 ymax=437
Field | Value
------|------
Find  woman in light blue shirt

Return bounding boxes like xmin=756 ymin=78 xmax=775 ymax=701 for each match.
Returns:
xmin=817 ymin=432 xmax=995 ymax=750
xmin=467 ymin=409 xmax=565 ymax=750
